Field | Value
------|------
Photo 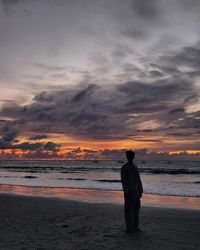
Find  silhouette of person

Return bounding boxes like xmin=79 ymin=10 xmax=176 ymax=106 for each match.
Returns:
xmin=121 ymin=150 xmax=143 ymax=233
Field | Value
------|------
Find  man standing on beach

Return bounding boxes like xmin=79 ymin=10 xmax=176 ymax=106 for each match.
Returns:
xmin=121 ymin=150 xmax=143 ymax=233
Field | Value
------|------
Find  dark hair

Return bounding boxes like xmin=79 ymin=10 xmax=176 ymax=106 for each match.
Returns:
xmin=125 ymin=150 xmax=135 ymax=160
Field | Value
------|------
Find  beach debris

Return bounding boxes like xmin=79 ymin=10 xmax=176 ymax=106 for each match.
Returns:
xmin=103 ymin=234 xmax=118 ymax=238
xmin=62 ymin=224 xmax=69 ymax=228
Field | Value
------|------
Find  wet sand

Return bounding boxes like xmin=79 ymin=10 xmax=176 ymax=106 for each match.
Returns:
xmin=0 ymin=194 xmax=200 ymax=249
xmin=1 ymin=184 xmax=200 ymax=210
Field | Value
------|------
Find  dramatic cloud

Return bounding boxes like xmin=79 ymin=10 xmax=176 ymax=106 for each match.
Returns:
xmin=0 ymin=118 xmax=59 ymax=156
xmin=0 ymin=0 xmax=200 ymax=158
xmin=0 ymin=124 xmax=18 ymax=143
xmin=0 ymin=73 xmax=199 ymax=146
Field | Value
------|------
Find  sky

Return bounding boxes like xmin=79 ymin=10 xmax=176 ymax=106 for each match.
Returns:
xmin=0 ymin=0 xmax=200 ymax=159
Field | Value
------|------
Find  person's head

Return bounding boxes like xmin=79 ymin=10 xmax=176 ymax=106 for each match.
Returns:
xmin=125 ymin=150 xmax=135 ymax=162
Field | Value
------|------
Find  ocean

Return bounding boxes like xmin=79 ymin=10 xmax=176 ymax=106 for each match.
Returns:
xmin=0 ymin=160 xmax=199 ymax=197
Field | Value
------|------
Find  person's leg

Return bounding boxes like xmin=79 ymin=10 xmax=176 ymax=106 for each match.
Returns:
xmin=124 ymin=196 xmax=133 ymax=232
xmin=133 ymin=199 xmax=141 ymax=230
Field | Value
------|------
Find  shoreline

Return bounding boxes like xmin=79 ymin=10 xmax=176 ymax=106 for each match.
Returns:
xmin=1 ymin=182 xmax=200 ymax=198
xmin=0 ymin=183 xmax=200 ymax=210
xmin=0 ymin=194 xmax=200 ymax=249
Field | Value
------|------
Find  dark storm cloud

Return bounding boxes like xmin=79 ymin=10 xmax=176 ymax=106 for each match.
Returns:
xmin=117 ymin=77 xmax=196 ymax=113
xmin=0 ymin=137 xmax=60 ymax=152
xmin=0 ymin=124 xmax=18 ymax=142
xmin=0 ymin=70 xmax=199 ymax=144
xmin=29 ymin=134 xmax=48 ymax=140
xmin=72 ymin=84 xmax=99 ymax=103
xmin=43 ymin=141 xmax=60 ymax=152
xmin=0 ymin=120 xmax=24 ymax=149
xmin=33 ymin=91 xmax=55 ymax=103
xmin=15 ymin=142 xmax=43 ymax=151
xmin=0 ymin=118 xmax=59 ymax=152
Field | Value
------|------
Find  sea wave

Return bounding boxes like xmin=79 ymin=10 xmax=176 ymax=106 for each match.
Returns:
xmin=1 ymin=165 xmax=199 ymax=175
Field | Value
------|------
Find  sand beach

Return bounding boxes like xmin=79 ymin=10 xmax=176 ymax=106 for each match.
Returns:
xmin=0 ymin=193 xmax=199 ymax=250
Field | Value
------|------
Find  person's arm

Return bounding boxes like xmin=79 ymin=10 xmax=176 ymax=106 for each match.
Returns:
xmin=121 ymin=165 xmax=129 ymax=196
xmin=136 ymin=166 xmax=143 ymax=198
xmin=138 ymin=173 xmax=143 ymax=197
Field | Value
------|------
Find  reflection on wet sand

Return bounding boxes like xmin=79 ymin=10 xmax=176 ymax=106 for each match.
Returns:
xmin=0 ymin=184 xmax=199 ymax=210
